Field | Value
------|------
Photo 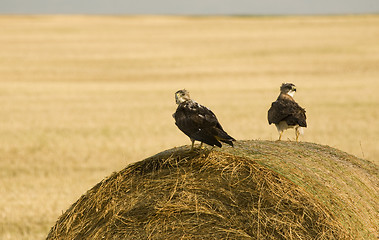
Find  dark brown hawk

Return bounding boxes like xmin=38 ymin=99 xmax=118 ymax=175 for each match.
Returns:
xmin=173 ymin=89 xmax=235 ymax=150
xmin=268 ymin=83 xmax=307 ymax=141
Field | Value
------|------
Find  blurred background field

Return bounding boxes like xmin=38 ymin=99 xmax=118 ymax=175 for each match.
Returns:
xmin=0 ymin=15 xmax=378 ymax=239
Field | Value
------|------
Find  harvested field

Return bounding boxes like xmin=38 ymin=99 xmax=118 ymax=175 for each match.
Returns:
xmin=46 ymin=140 xmax=378 ymax=239
xmin=1 ymin=15 xmax=378 ymax=239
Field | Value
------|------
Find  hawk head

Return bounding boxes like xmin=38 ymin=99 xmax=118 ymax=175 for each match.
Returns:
xmin=175 ymin=89 xmax=191 ymax=104
xmin=280 ymin=83 xmax=297 ymax=97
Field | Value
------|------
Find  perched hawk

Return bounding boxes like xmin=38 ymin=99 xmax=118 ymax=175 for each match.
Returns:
xmin=268 ymin=83 xmax=307 ymax=141
xmin=173 ymin=89 xmax=235 ymax=150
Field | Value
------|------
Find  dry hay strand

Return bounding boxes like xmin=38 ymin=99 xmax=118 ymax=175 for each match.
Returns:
xmin=46 ymin=140 xmax=378 ymax=239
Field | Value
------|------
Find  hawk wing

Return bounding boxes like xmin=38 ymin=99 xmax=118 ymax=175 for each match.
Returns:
xmin=268 ymin=99 xmax=307 ymax=127
xmin=173 ymin=101 xmax=234 ymax=147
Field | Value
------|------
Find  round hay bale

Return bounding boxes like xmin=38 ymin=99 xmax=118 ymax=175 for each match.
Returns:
xmin=46 ymin=140 xmax=378 ymax=240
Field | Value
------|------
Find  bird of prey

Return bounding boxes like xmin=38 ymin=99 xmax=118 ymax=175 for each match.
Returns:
xmin=268 ymin=83 xmax=307 ymax=142
xmin=173 ymin=89 xmax=235 ymax=150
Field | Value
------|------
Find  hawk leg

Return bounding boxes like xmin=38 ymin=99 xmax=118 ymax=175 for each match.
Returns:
xmin=190 ymin=139 xmax=195 ymax=151
xmin=295 ymin=128 xmax=300 ymax=142
xmin=278 ymin=131 xmax=283 ymax=141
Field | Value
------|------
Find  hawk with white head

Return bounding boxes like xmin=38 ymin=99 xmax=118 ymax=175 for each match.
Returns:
xmin=173 ymin=89 xmax=235 ymax=150
xmin=268 ymin=83 xmax=307 ymax=141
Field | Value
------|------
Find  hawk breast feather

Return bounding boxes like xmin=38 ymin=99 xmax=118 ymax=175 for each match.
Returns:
xmin=268 ymin=98 xmax=307 ymax=127
xmin=173 ymin=100 xmax=234 ymax=147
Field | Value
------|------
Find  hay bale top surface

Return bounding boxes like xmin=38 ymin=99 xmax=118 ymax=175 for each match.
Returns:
xmin=47 ymin=140 xmax=378 ymax=239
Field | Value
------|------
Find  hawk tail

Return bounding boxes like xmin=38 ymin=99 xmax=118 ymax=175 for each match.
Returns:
xmin=220 ymin=139 xmax=234 ymax=147
xmin=215 ymin=129 xmax=235 ymax=147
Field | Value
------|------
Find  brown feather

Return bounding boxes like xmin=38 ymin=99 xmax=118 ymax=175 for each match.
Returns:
xmin=268 ymin=93 xmax=307 ymax=127
xmin=174 ymin=100 xmax=235 ymax=148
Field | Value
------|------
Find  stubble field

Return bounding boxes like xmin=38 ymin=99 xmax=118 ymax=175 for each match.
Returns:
xmin=0 ymin=15 xmax=378 ymax=239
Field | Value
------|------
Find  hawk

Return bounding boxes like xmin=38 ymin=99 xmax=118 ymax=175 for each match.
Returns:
xmin=268 ymin=83 xmax=307 ymax=141
xmin=173 ymin=89 xmax=235 ymax=150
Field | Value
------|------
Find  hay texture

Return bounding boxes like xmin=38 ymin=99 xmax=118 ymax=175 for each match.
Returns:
xmin=47 ymin=140 xmax=378 ymax=239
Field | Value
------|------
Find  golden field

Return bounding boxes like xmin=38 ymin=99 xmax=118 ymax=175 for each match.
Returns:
xmin=0 ymin=15 xmax=378 ymax=239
